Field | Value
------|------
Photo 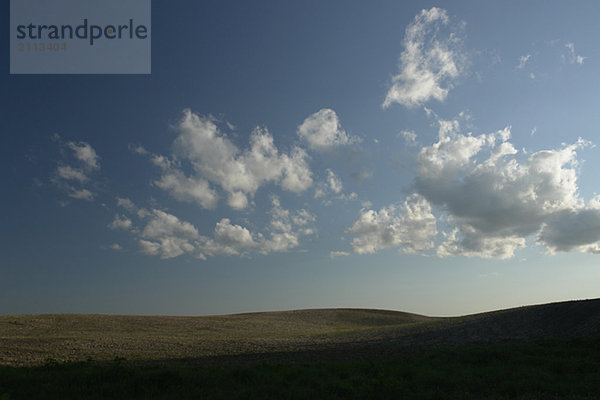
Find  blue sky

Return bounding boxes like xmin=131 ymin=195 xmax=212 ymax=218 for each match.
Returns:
xmin=3 ymin=0 xmax=600 ymax=316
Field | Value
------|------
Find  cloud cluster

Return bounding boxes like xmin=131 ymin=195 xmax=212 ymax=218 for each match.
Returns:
xmin=383 ymin=7 xmax=465 ymax=108
xmin=111 ymin=197 xmax=316 ymax=259
xmin=52 ymin=138 xmax=100 ymax=201
xmin=153 ymin=109 xmax=313 ymax=210
xmin=64 ymin=7 xmax=600 ymax=262
xmin=347 ymin=115 xmax=600 ymax=258
xmin=415 ymin=119 xmax=594 ymax=258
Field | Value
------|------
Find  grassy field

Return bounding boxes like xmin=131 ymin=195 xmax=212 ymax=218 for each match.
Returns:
xmin=1 ymin=338 xmax=600 ymax=399
xmin=1 ymin=299 xmax=600 ymax=398
xmin=0 ymin=309 xmax=437 ymax=366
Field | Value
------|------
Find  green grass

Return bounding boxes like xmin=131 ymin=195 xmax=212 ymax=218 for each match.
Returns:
xmin=1 ymin=337 xmax=599 ymax=399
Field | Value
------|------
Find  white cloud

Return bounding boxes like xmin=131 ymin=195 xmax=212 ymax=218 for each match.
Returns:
xmin=67 ymin=188 xmax=94 ymax=201
xmin=57 ymin=165 xmax=88 ymax=182
xmin=330 ymin=251 xmax=350 ymax=259
xmin=138 ymin=209 xmax=201 ymax=259
xmin=437 ymin=227 xmax=526 ymax=259
xmin=564 ymin=42 xmax=585 ymax=65
xmin=347 ymin=194 xmax=437 ymax=254
xmin=109 ymin=214 xmax=133 ymax=231
xmin=292 ymin=209 xmax=316 ymax=226
xmin=258 ymin=197 xmax=315 ymax=254
xmin=214 ymin=218 xmax=257 ymax=249
xmin=383 ymin=7 xmax=465 ymax=108
xmin=297 ymin=109 xmax=359 ymax=151
xmin=152 ymin=155 xmax=219 ymax=209
xmin=67 ymin=141 xmax=100 ymax=171
xmin=152 ymin=110 xmax=313 ymax=210
xmin=398 ymin=130 xmax=418 ymax=145
xmin=130 ymin=144 xmax=149 ymax=155
xmin=142 ymin=209 xmax=200 ymax=241
xmin=326 ymin=169 xmax=343 ymax=194
xmin=109 ymin=243 xmax=122 ymax=251
xmin=116 ymin=197 xmax=137 ymax=212
xmin=517 ymin=54 xmax=531 ymax=69
xmin=341 ymin=114 xmax=598 ymax=259
xmin=314 ymin=169 xmax=358 ymax=204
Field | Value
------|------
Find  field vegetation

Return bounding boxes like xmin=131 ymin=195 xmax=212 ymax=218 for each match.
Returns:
xmin=1 ymin=299 xmax=599 ymax=398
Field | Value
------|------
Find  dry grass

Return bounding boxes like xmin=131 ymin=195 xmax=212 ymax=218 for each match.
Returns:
xmin=1 ymin=299 xmax=599 ymax=367
xmin=0 ymin=309 xmax=435 ymax=366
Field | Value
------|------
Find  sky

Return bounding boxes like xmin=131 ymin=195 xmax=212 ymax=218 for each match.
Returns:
xmin=2 ymin=0 xmax=600 ymax=317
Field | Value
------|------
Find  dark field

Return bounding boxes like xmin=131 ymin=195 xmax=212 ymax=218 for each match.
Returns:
xmin=1 ymin=299 xmax=600 ymax=398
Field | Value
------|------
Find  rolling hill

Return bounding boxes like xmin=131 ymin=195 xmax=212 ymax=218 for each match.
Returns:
xmin=1 ymin=299 xmax=599 ymax=366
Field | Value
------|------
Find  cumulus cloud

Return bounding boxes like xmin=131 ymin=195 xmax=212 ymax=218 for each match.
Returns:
xmin=383 ymin=7 xmax=465 ymax=108
xmin=436 ymin=227 xmax=526 ymax=259
xmin=151 ymin=110 xmax=313 ymax=210
xmin=297 ymin=109 xmax=359 ymax=151
xmin=342 ymin=115 xmax=599 ymax=259
xmin=138 ymin=209 xmax=201 ymax=259
xmin=152 ymin=155 xmax=219 ymax=209
xmin=347 ymin=194 xmax=437 ymax=254
xmin=413 ymin=118 xmax=592 ymax=258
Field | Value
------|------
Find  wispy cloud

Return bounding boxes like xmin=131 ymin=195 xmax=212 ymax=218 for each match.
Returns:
xmin=516 ymin=54 xmax=531 ymax=69
xmin=330 ymin=251 xmax=350 ymax=259
xmin=563 ymin=42 xmax=585 ymax=65
xmin=383 ymin=7 xmax=466 ymax=108
xmin=398 ymin=130 xmax=418 ymax=146
xmin=51 ymin=136 xmax=101 ymax=202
